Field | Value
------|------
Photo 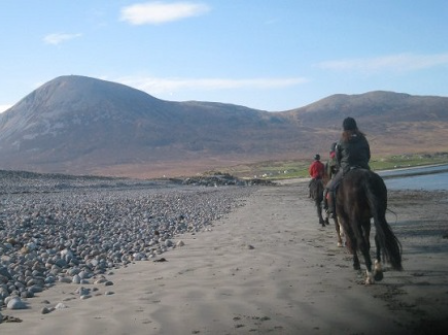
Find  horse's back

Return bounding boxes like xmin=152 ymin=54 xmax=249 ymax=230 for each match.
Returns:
xmin=342 ymin=169 xmax=386 ymax=193
xmin=339 ymin=168 xmax=387 ymax=212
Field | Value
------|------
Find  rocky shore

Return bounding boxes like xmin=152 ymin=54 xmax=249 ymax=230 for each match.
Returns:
xmin=2 ymin=170 xmax=447 ymax=334
xmin=0 ymin=170 xmax=261 ymax=320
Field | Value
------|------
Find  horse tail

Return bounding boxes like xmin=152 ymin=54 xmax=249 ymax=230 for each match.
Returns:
xmin=365 ymin=177 xmax=403 ymax=271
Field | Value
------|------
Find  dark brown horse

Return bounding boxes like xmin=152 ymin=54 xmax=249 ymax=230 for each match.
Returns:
xmin=309 ymin=178 xmax=326 ymax=227
xmin=335 ymin=168 xmax=402 ymax=284
xmin=309 ymin=174 xmax=344 ymax=246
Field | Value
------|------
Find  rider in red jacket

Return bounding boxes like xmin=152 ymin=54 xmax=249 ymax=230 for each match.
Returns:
xmin=308 ymin=154 xmax=325 ymax=197
xmin=309 ymin=154 xmax=325 ymax=179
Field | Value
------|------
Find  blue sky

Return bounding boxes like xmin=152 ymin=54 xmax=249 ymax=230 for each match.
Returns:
xmin=1 ymin=0 xmax=447 ymax=113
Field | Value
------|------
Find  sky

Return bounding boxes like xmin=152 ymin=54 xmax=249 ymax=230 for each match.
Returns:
xmin=1 ymin=0 xmax=447 ymax=113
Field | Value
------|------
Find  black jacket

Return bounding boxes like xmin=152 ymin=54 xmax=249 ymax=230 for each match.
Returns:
xmin=336 ymin=132 xmax=370 ymax=174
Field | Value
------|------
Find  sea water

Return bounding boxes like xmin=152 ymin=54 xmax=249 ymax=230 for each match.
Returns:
xmin=377 ymin=164 xmax=448 ymax=191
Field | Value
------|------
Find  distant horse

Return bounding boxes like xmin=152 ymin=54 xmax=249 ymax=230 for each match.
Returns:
xmin=309 ymin=178 xmax=326 ymax=227
xmin=309 ymin=174 xmax=344 ymax=246
xmin=335 ymin=168 xmax=403 ymax=284
xmin=322 ymin=170 xmax=344 ymax=247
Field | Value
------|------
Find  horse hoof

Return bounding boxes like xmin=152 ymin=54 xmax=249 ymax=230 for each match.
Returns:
xmin=337 ymin=242 xmax=343 ymax=247
xmin=365 ymin=271 xmax=375 ymax=285
xmin=374 ymin=271 xmax=384 ymax=281
xmin=365 ymin=277 xmax=375 ymax=285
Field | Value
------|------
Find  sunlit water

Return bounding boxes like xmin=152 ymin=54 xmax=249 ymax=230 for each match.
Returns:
xmin=377 ymin=164 xmax=448 ymax=191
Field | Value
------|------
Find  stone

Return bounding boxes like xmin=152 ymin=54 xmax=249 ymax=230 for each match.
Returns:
xmin=72 ymin=274 xmax=81 ymax=284
xmin=7 ymin=297 xmax=28 ymax=310
xmin=55 ymin=302 xmax=68 ymax=309
xmin=41 ymin=306 xmax=55 ymax=314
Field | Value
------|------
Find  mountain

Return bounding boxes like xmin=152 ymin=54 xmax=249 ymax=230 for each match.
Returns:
xmin=0 ymin=75 xmax=317 ymax=177
xmin=282 ymin=91 xmax=448 ymax=158
xmin=0 ymin=75 xmax=447 ymax=178
xmin=285 ymin=91 xmax=448 ymax=127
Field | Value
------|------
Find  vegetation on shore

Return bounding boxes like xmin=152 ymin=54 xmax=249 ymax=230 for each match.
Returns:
xmin=208 ymin=152 xmax=448 ymax=180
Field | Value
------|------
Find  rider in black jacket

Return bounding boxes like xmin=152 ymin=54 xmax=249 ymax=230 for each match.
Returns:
xmin=326 ymin=117 xmax=370 ymax=217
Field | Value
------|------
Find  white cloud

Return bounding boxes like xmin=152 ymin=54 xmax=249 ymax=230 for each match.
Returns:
xmin=43 ymin=33 xmax=82 ymax=45
xmin=317 ymin=53 xmax=448 ymax=73
xmin=115 ymin=76 xmax=308 ymax=94
xmin=0 ymin=104 xmax=12 ymax=113
xmin=120 ymin=1 xmax=210 ymax=25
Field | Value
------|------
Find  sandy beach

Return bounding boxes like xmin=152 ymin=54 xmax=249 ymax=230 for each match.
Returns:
xmin=1 ymin=181 xmax=448 ymax=335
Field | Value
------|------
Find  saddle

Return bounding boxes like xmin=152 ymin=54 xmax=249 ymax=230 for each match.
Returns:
xmin=344 ymin=165 xmax=370 ymax=175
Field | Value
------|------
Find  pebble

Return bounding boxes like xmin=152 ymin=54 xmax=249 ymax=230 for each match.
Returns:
xmin=6 ymin=297 xmax=28 ymax=310
xmin=55 ymin=302 xmax=68 ymax=309
xmin=72 ymin=274 xmax=81 ymax=284
xmin=41 ymin=306 xmax=55 ymax=314
xmin=0 ymin=171 xmax=253 ymax=308
xmin=75 ymin=287 xmax=90 ymax=296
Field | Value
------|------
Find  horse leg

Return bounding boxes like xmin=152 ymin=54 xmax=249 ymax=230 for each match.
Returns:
xmin=333 ymin=217 xmax=343 ymax=247
xmin=346 ymin=233 xmax=360 ymax=270
xmin=339 ymin=216 xmax=360 ymax=270
xmin=358 ymin=222 xmax=374 ymax=285
xmin=373 ymin=234 xmax=384 ymax=281
xmin=316 ymin=201 xmax=325 ymax=227
xmin=350 ymin=237 xmax=361 ymax=271
xmin=323 ymin=196 xmax=330 ymax=225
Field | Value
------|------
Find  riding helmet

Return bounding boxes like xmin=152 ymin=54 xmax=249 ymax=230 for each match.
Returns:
xmin=314 ymin=154 xmax=320 ymax=160
xmin=342 ymin=117 xmax=357 ymax=131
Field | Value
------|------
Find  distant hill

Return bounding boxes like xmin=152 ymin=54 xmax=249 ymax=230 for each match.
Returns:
xmin=285 ymin=91 xmax=448 ymax=127
xmin=0 ymin=75 xmax=447 ymax=178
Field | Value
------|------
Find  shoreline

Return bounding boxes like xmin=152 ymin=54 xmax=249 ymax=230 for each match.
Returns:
xmin=274 ymin=163 xmax=448 ymax=186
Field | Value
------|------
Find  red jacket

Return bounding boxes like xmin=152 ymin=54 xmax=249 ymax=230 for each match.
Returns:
xmin=309 ymin=160 xmax=325 ymax=179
